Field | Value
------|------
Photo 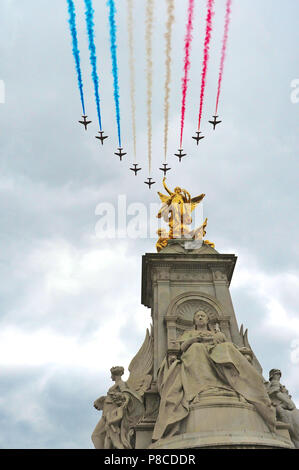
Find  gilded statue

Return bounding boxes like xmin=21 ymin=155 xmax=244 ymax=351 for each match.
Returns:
xmin=152 ymin=310 xmax=276 ymax=442
xmin=156 ymin=178 xmax=214 ymax=252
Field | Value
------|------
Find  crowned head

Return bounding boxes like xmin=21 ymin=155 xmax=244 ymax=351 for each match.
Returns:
xmin=193 ymin=310 xmax=209 ymax=329
xmin=110 ymin=366 xmax=124 ymax=380
xmin=269 ymin=369 xmax=281 ymax=381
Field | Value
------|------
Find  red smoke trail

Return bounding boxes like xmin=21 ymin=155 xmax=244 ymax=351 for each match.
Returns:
xmin=215 ymin=0 xmax=232 ymax=114
xmin=197 ymin=0 xmax=214 ymax=131
xmin=179 ymin=0 xmax=195 ymax=149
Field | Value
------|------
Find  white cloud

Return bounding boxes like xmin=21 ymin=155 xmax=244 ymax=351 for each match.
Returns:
xmin=0 ymin=237 xmax=150 ymax=376
xmin=229 ymin=248 xmax=299 ymax=406
xmin=0 ymin=323 xmax=124 ymax=371
xmin=290 ymin=339 xmax=299 ymax=365
xmin=232 ymin=252 xmax=299 ymax=342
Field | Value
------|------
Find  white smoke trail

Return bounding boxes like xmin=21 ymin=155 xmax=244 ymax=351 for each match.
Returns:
xmin=145 ymin=0 xmax=154 ymax=174
xmin=163 ymin=0 xmax=175 ymax=161
xmin=127 ymin=0 xmax=137 ymax=161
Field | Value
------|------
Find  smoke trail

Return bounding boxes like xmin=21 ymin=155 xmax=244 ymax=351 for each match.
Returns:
xmin=215 ymin=0 xmax=232 ymax=114
xmin=163 ymin=0 xmax=175 ymax=161
xmin=145 ymin=0 xmax=154 ymax=173
xmin=180 ymin=0 xmax=195 ymax=148
xmin=66 ymin=0 xmax=86 ymax=115
xmin=128 ymin=0 xmax=136 ymax=162
xmin=197 ymin=0 xmax=214 ymax=131
xmin=107 ymin=0 xmax=122 ymax=148
xmin=127 ymin=0 xmax=136 ymax=160
xmin=84 ymin=0 xmax=102 ymax=130
xmin=145 ymin=0 xmax=154 ymax=174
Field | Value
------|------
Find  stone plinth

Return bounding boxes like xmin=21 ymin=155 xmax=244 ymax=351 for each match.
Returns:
xmin=149 ymin=397 xmax=294 ymax=449
xmin=141 ymin=242 xmax=260 ymax=380
xmin=134 ymin=242 xmax=293 ymax=449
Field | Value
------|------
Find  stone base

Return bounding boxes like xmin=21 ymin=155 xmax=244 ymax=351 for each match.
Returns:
xmin=135 ymin=422 xmax=155 ymax=449
xmin=149 ymin=397 xmax=294 ymax=449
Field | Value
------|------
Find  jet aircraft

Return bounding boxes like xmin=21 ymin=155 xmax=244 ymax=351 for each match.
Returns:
xmin=114 ymin=148 xmax=127 ymax=161
xmin=159 ymin=163 xmax=171 ymax=176
xmin=144 ymin=177 xmax=156 ymax=189
xmin=78 ymin=115 xmax=92 ymax=130
xmin=174 ymin=148 xmax=187 ymax=162
xmin=95 ymin=130 xmax=108 ymax=145
xmin=208 ymin=115 xmax=222 ymax=130
xmin=192 ymin=131 xmax=205 ymax=145
xmin=130 ymin=163 xmax=141 ymax=175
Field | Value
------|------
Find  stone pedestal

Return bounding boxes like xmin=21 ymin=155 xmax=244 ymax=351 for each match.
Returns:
xmin=134 ymin=241 xmax=294 ymax=449
xmin=150 ymin=397 xmax=294 ymax=449
xmin=142 ymin=242 xmax=260 ymax=380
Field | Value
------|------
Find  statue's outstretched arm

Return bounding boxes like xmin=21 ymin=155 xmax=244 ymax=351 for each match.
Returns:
xmin=163 ymin=177 xmax=173 ymax=196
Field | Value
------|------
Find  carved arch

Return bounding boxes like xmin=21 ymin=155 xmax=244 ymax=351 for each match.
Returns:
xmin=165 ymin=291 xmax=232 ymax=349
xmin=166 ymin=291 xmax=225 ymax=321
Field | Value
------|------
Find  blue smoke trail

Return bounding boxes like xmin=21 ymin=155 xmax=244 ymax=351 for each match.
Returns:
xmin=107 ymin=0 xmax=121 ymax=147
xmin=66 ymin=0 xmax=86 ymax=115
xmin=84 ymin=0 xmax=102 ymax=130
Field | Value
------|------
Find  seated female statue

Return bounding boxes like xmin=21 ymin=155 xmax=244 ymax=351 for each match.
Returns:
xmin=153 ymin=310 xmax=275 ymax=442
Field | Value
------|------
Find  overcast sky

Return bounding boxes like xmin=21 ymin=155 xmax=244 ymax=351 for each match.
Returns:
xmin=0 ymin=0 xmax=298 ymax=449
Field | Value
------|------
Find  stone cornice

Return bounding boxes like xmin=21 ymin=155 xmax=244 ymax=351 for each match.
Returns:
xmin=142 ymin=252 xmax=237 ymax=308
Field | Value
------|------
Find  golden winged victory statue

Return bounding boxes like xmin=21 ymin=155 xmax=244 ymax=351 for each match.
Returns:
xmin=156 ymin=177 xmax=214 ymax=252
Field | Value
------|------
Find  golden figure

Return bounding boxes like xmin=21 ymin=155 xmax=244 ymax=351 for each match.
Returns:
xmin=156 ymin=229 xmax=169 ymax=253
xmin=156 ymin=178 xmax=214 ymax=252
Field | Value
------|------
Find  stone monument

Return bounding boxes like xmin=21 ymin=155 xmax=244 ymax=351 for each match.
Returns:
xmin=92 ymin=179 xmax=296 ymax=449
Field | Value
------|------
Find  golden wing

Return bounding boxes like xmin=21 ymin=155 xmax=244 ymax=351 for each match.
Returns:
xmin=191 ymin=193 xmax=205 ymax=211
xmin=157 ymin=192 xmax=170 ymax=204
xmin=157 ymin=192 xmax=172 ymax=220
xmin=191 ymin=217 xmax=207 ymax=240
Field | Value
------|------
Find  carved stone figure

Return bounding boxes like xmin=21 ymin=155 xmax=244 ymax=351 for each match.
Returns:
xmin=92 ymin=330 xmax=153 ymax=449
xmin=266 ymin=369 xmax=299 ymax=448
xmin=152 ymin=310 xmax=275 ymax=442
xmin=156 ymin=178 xmax=214 ymax=248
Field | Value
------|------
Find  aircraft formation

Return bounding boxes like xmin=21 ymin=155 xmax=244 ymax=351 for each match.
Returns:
xmin=78 ymin=110 xmax=222 ymax=188
xmin=68 ymin=0 xmax=232 ymax=189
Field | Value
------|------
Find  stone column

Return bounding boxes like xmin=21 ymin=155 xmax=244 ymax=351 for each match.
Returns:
xmin=142 ymin=242 xmax=242 ymax=373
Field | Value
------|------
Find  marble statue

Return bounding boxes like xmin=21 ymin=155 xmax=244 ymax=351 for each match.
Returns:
xmin=266 ymin=369 xmax=299 ymax=448
xmin=152 ymin=310 xmax=275 ymax=442
xmin=92 ymin=330 xmax=153 ymax=449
